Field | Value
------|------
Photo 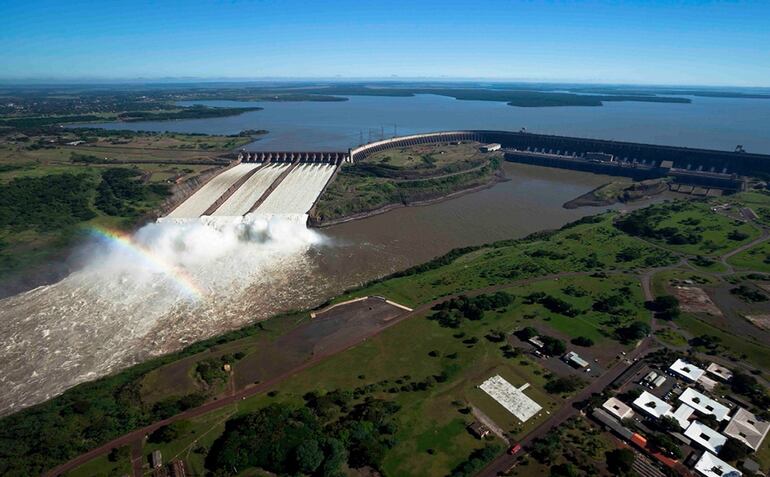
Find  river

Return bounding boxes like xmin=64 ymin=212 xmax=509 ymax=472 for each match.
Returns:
xmin=82 ymin=93 xmax=770 ymax=154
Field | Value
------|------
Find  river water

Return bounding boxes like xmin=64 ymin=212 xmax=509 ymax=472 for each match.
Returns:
xmin=84 ymin=93 xmax=770 ymax=153
xmin=5 ymin=93 xmax=767 ymax=415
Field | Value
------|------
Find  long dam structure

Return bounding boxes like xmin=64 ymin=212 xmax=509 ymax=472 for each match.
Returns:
xmin=164 ymin=130 xmax=770 ymax=222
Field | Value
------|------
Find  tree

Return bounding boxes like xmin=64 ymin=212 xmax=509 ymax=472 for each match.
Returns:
xmin=648 ymin=432 xmax=682 ymax=458
xmin=541 ymin=336 xmax=566 ymax=356
xmin=550 ymin=463 xmax=579 ymax=477
xmin=295 ymin=439 xmax=324 ymax=474
xmin=616 ymin=321 xmax=651 ymax=342
xmin=606 ymin=448 xmax=635 ymax=475
xmin=545 ymin=376 xmax=585 ymax=394
xmin=719 ymin=438 xmax=750 ymax=462
xmin=571 ymin=336 xmax=594 ymax=347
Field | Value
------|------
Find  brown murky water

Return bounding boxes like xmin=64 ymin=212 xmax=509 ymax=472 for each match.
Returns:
xmin=0 ymin=163 xmax=661 ymax=415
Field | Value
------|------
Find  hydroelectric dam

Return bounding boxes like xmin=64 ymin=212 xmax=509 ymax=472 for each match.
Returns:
xmin=163 ymin=129 xmax=770 ymax=222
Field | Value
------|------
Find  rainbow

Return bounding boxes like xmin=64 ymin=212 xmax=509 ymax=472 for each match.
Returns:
xmin=88 ymin=226 xmax=206 ymax=301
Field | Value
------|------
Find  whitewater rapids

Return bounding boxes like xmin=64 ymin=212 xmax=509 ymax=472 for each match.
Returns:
xmin=0 ymin=213 xmax=329 ymax=416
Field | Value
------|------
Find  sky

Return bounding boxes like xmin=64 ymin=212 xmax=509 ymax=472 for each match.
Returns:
xmin=1 ymin=0 xmax=769 ymax=86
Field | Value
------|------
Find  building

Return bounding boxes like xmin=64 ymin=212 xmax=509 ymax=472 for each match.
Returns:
xmin=585 ymin=152 xmax=615 ymax=162
xmin=528 ymin=336 xmax=544 ymax=348
xmin=602 ymin=397 xmax=634 ymax=421
xmin=633 ymin=391 xmax=673 ymax=419
xmin=694 ymin=452 xmax=741 ymax=477
xmin=706 ymin=363 xmax=733 ymax=382
xmin=151 ymin=450 xmax=163 ymax=469
xmin=666 ymin=403 xmax=696 ymax=429
xmin=592 ymin=408 xmax=634 ymax=440
xmin=479 ymin=375 xmax=542 ymax=423
xmin=685 ymin=421 xmax=727 ymax=454
xmin=678 ymin=388 xmax=731 ymax=422
xmin=563 ymin=351 xmax=589 ymax=368
xmin=467 ymin=422 xmax=491 ymax=439
xmin=169 ymin=460 xmax=187 ymax=477
xmin=480 ymin=143 xmax=502 ymax=152
xmin=669 ymin=359 xmax=706 ymax=382
xmin=697 ymin=374 xmax=719 ymax=392
xmin=652 ymin=375 xmax=667 ymax=388
xmin=723 ymin=408 xmax=770 ymax=451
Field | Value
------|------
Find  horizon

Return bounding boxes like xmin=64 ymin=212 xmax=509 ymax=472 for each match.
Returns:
xmin=2 ymin=0 xmax=770 ymax=87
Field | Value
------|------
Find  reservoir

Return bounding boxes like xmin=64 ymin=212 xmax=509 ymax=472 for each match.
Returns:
xmin=82 ymin=93 xmax=770 ymax=154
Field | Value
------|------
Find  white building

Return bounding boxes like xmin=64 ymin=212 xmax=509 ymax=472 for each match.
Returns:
xmin=479 ymin=375 xmax=542 ymax=423
xmin=706 ymin=363 xmax=733 ymax=381
xmin=602 ymin=397 xmax=634 ymax=421
xmin=685 ymin=421 xmax=727 ymax=454
xmin=694 ymin=452 xmax=741 ymax=477
xmin=723 ymin=407 xmax=770 ymax=451
xmin=633 ymin=391 xmax=672 ymax=419
xmin=480 ymin=143 xmax=502 ymax=152
xmin=666 ymin=403 xmax=696 ymax=429
xmin=678 ymin=388 xmax=731 ymax=422
xmin=669 ymin=359 xmax=706 ymax=382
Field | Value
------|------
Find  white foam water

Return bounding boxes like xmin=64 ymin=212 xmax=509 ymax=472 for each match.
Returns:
xmin=0 ymin=213 xmax=324 ymax=416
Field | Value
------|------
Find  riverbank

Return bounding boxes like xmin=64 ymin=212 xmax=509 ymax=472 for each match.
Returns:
xmin=563 ymin=178 xmax=669 ymax=209
xmin=309 ymin=171 xmax=507 ymax=227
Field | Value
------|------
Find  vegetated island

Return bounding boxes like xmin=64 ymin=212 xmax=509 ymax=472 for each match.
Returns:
xmin=563 ymin=178 xmax=670 ymax=209
xmin=5 ymin=193 xmax=770 ymax=477
xmin=234 ymin=84 xmax=693 ymax=107
xmin=310 ymin=140 xmax=505 ymax=226
xmin=116 ymin=105 xmax=262 ymax=122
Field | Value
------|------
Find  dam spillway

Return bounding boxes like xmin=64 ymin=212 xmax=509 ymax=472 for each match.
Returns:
xmin=212 ymin=163 xmax=291 ymax=216
xmin=166 ymin=163 xmax=260 ymax=219
xmin=254 ymin=163 xmax=336 ymax=215
xmin=163 ymin=157 xmax=339 ymax=221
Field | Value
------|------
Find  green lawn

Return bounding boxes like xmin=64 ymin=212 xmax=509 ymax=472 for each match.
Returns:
xmin=676 ymin=314 xmax=770 ymax=372
xmin=728 ymin=240 xmax=770 ymax=272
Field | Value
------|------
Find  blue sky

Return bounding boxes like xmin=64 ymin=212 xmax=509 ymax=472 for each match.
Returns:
xmin=1 ymin=0 xmax=769 ymax=86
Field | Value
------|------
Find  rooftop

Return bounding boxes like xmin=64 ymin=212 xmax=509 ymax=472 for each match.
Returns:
xmin=723 ymin=407 xmax=770 ymax=451
xmin=479 ymin=375 xmax=542 ymax=423
xmin=602 ymin=397 xmax=634 ymax=421
xmin=666 ymin=403 xmax=696 ymax=430
xmin=678 ymin=388 xmax=731 ymax=422
xmin=685 ymin=421 xmax=727 ymax=454
xmin=564 ymin=351 xmax=589 ymax=368
xmin=633 ymin=390 xmax=673 ymax=419
xmin=670 ymin=358 xmax=706 ymax=382
xmin=706 ymin=363 xmax=733 ymax=382
xmin=694 ymin=452 xmax=741 ymax=477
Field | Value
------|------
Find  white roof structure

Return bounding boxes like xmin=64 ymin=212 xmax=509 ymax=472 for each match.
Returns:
xmin=706 ymin=363 xmax=733 ymax=382
xmin=669 ymin=359 xmax=706 ymax=382
xmin=479 ymin=375 xmax=542 ymax=423
xmin=723 ymin=407 xmax=770 ymax=451
xmin=633 ymin=390 xmax=672 ymax=418
xmin=665 ymin=403 xmax=695 ymax=429
xmin=697 ymin=374 xmax=719 ymax=392
xmin=678 ymin=388 xmax=731 ymax=421
xmin=602 ymin=397 xmax=634 ymax=421
xmin=694 ymin=452 xmax=741 ymax=477
xmin=685 ymin=421 xmax=727 ymax=454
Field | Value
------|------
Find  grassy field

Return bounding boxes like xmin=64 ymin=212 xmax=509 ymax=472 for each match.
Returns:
xmin=617 ymin=199 xmax=760 ymax=256
xmin=312 ymin=142 xmax=503 ymax=223
xmin=728 ymin=240 xmax=770 ymax=272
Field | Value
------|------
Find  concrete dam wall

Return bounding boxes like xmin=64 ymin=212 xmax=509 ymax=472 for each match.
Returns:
xmin=162 ymin=154 xmax=340 ymax=221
